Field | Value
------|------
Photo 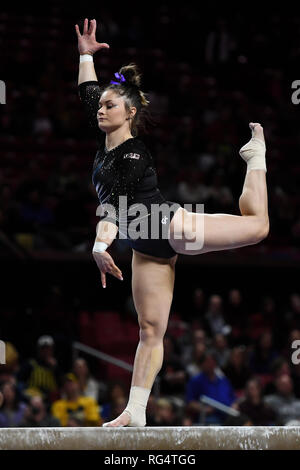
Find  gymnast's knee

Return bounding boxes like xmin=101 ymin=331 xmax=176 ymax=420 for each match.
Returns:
xmin=139 ymin=319 xmax=167 ymax=343
xmin=255 ymin=221 xmax=270 ymax=244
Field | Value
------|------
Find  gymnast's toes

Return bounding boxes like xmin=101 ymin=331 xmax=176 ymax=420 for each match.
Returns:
xmin=102 ymin=410 xmax=131 ymax=427
xmin=249 ymin=122 xmax=265 ymax=144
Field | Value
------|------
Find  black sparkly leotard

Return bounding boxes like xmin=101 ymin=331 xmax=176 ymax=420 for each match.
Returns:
xmin=78 ymin=80 xmax=181 ymax=258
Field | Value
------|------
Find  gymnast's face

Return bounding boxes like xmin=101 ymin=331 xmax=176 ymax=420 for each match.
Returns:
xmin=97 ymin=89 xmax=136 ymax=133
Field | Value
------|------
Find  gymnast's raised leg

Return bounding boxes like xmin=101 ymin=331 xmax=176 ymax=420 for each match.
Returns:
xmin=168 ymin=122 xmax=269 ymax=255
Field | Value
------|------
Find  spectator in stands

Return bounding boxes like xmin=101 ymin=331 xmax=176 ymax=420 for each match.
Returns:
xmin=259 ymin=295 xmax=282 ymax=348
xmin=185 ymin=351 xmax=236 ymax=424
xmin=190 ymin=288 xmax=206 ymax=326
xmin=0 ymin=381 xmax=27 ymax=427
xmin=180 ymin=327 xmax=208 ymax=365
xmin=226 ymin=289 xmax=249 ymax=343
xmin=284 ymin=294 xmax=300 ymax=332
xmin=20 ymin=395 xmax=60 ymax=427
xmin=66 ymin=417 xmax=82 ymax=426
xmin=106 ymin=395 xmax=128 ymax=424
xmin=158 ymin=335 xmax=187 ymax=398
xmin=180 ymin=409 xmax=194 ymax=427
xmin=151 ymin=398 xmax=181 ymax=426
xmin=0 ymin=342 xmax=19 ymax=382
xmin=17 ymin=335 xmax=62 ymax=403
xmin=264 ymin=374 xmax=300 ymax=425
xmin=51 ymin=373 xmax=102 ymax=426
xmin=227 ymin=288 xmax=243 ymax=315
xmin=204 ymin=295 xmax=231 ymax=337
xmin=222 ymin=346 xmax=252 ymax=395
xmin=249 ymin=330 xmax=279 ymax=377
xmin=235 ymin=378 xmax=276 ymax=425
xmin=264 ymin=356 xmax=292 ymax=395
xmin=185 ymin=340 xmax=207 ymax=379
xmin=72 ymin=357 xmax=106 ymax=403
xmin=100 ymin=380 xmax=128 ymax=422
xmin=246 ymin=295 xmax=282 ymax=346
xmin=211 ymin=333 xmax=231 ymax=369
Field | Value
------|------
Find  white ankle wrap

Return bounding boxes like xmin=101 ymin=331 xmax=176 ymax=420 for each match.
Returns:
xmin=124 ymin=386 xmax=151 ymax=427
xmin=239 ymin=137 xmax=267 ymax=173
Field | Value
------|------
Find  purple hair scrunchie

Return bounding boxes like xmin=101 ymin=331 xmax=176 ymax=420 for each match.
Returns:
xmin=110 ymin=72 xmax=126 ymax=85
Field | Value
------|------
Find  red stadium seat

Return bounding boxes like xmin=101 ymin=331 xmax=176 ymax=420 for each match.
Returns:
xmin=93 ymin=310 xmax=126 ymax=353
xmin=78 ymin=310 xmax=96 ymax=347
xmin=105 ymin=353 xmax=134 ymax=387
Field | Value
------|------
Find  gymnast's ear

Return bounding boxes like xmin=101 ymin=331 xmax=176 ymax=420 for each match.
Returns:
xmin=127 ymin=106 xmax=137 ymax=120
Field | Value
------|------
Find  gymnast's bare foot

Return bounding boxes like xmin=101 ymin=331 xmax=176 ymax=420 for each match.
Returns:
xmin=102 ymin=410 xmax=131 ymax=427
xmin=249 ymin=122 xmax=265 ymax=144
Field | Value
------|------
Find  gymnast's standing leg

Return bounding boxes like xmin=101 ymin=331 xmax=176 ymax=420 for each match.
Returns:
xmin=103 ymin=251 xmax=178 ymax=427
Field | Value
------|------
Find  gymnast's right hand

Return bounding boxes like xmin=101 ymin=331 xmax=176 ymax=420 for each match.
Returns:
xmin=93 ymin=251 xmax=123 ymax=288
xmin=75 ymin=18 xmax=110 ymax=55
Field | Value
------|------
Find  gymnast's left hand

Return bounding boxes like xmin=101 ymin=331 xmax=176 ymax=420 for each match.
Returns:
xmin=93 ymin=251 xmax=123 ymax=288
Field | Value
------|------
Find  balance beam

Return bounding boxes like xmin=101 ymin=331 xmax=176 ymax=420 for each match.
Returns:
xmin=0 ymin=426 xmax=300 ymax=450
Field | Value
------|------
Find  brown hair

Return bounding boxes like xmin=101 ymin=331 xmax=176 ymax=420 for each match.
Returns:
xmin=100 ymin=63 xmax=151 ymax=136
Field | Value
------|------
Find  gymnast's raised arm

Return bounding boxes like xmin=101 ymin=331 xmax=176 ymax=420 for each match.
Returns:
xmin=75 ymin=18 xmax=109 ymax=85
xmin=75 ymin=19 xmax=122 ymax=288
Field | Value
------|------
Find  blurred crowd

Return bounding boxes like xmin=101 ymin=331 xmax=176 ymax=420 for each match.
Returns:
xmin=0 ymin=5 xmax=300 ymax=256
xmin=1 ymin=286 xmax=300 ymax=427
xmin=1 ymin=0 xmax=299 ymax=428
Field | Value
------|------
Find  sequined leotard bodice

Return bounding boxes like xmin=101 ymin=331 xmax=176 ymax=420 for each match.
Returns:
xmin=78 ymin=81 xmax=167 ymax=232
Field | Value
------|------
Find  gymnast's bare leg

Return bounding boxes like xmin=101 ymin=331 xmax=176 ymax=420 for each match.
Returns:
xmin=168 ymin=122 xmax=269 ymax=255
xmin=102 ymin=122 xmax=268 ymax=427
xmin=102 ymin=252 xmax=177 ymax=427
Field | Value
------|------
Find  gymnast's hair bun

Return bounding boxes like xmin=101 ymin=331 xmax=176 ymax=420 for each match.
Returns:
xmin=118 ymin=63 xmax=142 ymax=88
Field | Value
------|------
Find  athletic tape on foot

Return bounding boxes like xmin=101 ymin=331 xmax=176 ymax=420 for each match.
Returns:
xmin=124 ymin=386 xmax=151 ymax=427
xmin=239 ymin=137 xmax=267 ymax=173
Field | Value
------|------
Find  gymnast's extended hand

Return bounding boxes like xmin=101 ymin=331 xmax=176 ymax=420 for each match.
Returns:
xmin=75 ymin=18 xmax=110 ymax=55
xmin=93 ymin=250 xmax=123 ymax=288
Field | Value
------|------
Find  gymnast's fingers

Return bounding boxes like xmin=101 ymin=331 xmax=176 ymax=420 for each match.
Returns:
xmin=110 ymin=264 xmax=123 ymax=280
xmin=101 ymin=271 xmax=106 ymax=288
xmin=90 ymin=18 xmax=96 ymax=36
xmin=75 ymin=24 xmax=81 ymax=38
xmin=83 ymin=18 xmax=88 ymax=35
xmin=88 ymin=18 xmax=94 ymax=35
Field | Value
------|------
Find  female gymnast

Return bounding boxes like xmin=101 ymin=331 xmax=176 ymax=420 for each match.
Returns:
xmin=75 ymin=18 xmax=269 ymax=427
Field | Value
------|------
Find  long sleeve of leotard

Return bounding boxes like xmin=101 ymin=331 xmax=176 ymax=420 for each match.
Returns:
xmin=78 ymin=80 xmax=104 ymax=147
